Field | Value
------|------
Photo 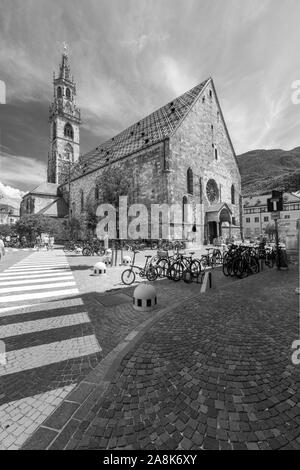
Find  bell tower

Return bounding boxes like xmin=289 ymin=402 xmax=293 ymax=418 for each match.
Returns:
xmin=47 ymin=45 xmax=81 ymax=185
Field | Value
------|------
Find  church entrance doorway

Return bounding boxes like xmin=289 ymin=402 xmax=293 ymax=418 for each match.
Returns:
xmin=208 ymin=221 xmax=217 ymax=244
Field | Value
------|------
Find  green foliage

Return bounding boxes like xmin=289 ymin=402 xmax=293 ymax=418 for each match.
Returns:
xmin=63 ymin=217 xmax=81 ymax=240
xmin=96 ymin=165 xmax=133 ymax=206
xmin=15 ymin=215 xmax=51 ymax=241
xmin=0 ymin=224 xmax=15 ymax=238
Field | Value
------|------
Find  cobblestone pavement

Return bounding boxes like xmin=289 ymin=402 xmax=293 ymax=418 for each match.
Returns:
xmin=27 ymin=262 xmax=299 ymax=450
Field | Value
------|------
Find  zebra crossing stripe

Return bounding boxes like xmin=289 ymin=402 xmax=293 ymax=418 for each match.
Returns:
xmin=0 ymin=334 xmax=101 ymax=376
xmin=0 ymin=297 xmax=83 ymax=318
xmin=0 ymin=269 xmax=70 ymax=277
xmin=0 ymin=272 xmax=72 ymax=281
xmin=0 ymin=281 xmax=76 ymax=294
xmin=0 ymin=312 xmax=90 ymax=338
xmin=0 ymin=288 xmax=79 ymax=303
xmin=0 ymin=276 xmax=74 ymax=287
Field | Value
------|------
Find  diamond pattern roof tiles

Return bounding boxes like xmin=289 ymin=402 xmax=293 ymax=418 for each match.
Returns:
xmin=71 ymin=78 xmax=210 ymax=180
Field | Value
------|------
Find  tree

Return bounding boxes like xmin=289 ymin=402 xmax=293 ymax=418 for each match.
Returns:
xmin=265 ymin=222 xmax=276 ymax=241
xmin=95 ymin=165 xmax=134 ymax=239
xmin=0 ymin=224 xmax=15 ymax=238
xmin=15 ymin=215 xmax=52 ymax=243
xmin=63 ymin=217 xmax=81 ymax=240
xmin=96 ymin=165 xmax=133 ymax=206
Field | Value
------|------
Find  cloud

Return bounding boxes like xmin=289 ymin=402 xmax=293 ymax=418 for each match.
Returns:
xmin=0 ymin=181 xmax=24 ymax=208
xmin=0 ymin=150 xmax=46 ymax=191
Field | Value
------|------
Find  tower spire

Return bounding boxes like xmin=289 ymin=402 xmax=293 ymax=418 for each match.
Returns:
xmin=47 ymin=47 xmax=81 ymax=185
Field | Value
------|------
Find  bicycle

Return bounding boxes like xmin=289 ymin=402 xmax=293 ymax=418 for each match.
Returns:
xmin=167 ymin=251 xmax=202 ymax=282
xmin=121 ymin=250 xmax=158 ymax=285
xmin=200 ymin=247 xmax=223 ymax=270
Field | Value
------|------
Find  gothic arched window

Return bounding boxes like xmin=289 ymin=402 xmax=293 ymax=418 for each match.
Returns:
xmin=66 ymin=88 xmax=71 ymax=100
xmin=187 ymin=168 xmax=193 ymax=195
xmin=64 ymin=123 xmax=74 ymax=139
xmin=80 ymin=190 xmax=84 ymax=212
xmin=57 ymin=86 xmax=62 ymax=98
xmin=199 ymin=177 xmax=203 ymax=204
xmin=231 ymin=184 xmax=235 ymax=205
xmin=95 ymin=185 xmax=99 ymax=201
xmin=53 ymin=121 xmax=56 ymax=140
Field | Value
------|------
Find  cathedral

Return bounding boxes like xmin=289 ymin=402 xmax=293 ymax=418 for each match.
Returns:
xmin=21 ymin=49 xmax=242 ymax=244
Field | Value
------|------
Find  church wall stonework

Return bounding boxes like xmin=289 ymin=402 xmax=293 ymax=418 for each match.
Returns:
xmin=61 ymin=141 xmax=169 ymax=237
xmin=60 ymin=80 xmax=241 ymax=242
xmin=168 ymin=82 xmax=241 ymax=242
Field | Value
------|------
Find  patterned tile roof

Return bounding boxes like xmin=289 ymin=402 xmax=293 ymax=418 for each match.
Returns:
xmin=71 ymin=78 xmax=211 ymax=180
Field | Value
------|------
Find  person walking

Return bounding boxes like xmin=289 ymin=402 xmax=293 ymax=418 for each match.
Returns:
xmin=0 ymin=237 xmax=5 ymax=261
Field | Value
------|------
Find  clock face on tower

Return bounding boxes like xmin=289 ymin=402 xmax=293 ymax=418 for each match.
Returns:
xmin=206 ymin=179 xmax=219 ymax=203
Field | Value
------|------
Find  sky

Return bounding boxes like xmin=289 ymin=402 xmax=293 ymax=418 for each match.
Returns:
xmin=0 ymin=0 xmax=299 ymax=206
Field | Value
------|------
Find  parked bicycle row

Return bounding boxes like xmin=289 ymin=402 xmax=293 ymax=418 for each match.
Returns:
xmin=222 ymin=242 xmax=278 ymax=278
xmin=121 ymin=247 xmax=224 ymax=285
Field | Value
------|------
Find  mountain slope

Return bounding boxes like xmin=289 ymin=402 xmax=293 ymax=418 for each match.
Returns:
xmin=236 ymin=147 xmax=300 ymax=196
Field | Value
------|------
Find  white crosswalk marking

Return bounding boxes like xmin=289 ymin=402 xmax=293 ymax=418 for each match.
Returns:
xmin=0 ymin=250 xmax=102 ymax=449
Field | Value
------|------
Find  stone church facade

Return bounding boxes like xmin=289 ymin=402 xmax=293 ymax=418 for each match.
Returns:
xmin=21 ymin=49 xmax=242 ymax=244
xmin=60 ymin=77 xmax=242 ymax=244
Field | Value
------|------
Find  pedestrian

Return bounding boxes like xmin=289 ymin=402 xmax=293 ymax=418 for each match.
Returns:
xmin=0 ymin=237 xmax=5 ymax=260
xmin=49 ymin=236 xmax=54 ymax=250
xmin=44 ymin=234 xmax=49 ymax=251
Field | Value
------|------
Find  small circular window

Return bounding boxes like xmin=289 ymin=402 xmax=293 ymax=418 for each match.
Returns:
xmin=206 ymin=179 xmax=219 ymax=203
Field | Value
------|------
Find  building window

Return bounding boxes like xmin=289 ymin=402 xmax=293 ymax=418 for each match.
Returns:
xmin=209 ymin=89 xmax=212 ymax=98
xmin=232 ymin=217 xmax=236 ymax=225
xmin=66 ymin=88 xmax=71 ymax=100
xmin=182 ymin=196 xmax=188 ymax=223
xmin=57 ymin=86 xmax=62 ymax=98
xmin=64 ymin=123 xmax=74 ymax=139
xmin=80 ymin=190 xmax=84 ymax=212
xmin=95 ymin=185 xmax=99 ymax=201
xmin=187 ymin=168 xmax=193 ymax=195
xmin=53 ymin=121 xmax=56 ymax=140
xmin=264 ymin=216 xmax=269 ymax=222
xmin=231 ymin=184 xmax=235 ymax=205
xmin=254 ymin=217 xmax=259 ymax=223
xmin=214 ymin=147 xmax=218 ymax=160
xmin=199 ymin=177 xmax=203 ymax=204
xmin=206 ymin=179 xmax=219 ymax=203
xmin=284 ymin=215 xmax=290 ymax=219
xmin=246 ymin=217 xmax=250 ymax=223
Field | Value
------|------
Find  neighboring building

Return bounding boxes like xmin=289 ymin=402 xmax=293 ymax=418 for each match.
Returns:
xmin=20 ymin=182 xmax=68 ymax=218
xmin=0 ymin=203 xmax=19 ymax=225
xmin=243 ymin=192 xmax=300 ymax=249
xmin=60 ymin=77 xmax=242 ymax=244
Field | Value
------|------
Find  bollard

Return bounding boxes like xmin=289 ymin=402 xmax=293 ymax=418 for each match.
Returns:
xmin=93 ymin=262 xmax=107 ymax=275
xmin=133 ymin=283 xmax=157 ymax=312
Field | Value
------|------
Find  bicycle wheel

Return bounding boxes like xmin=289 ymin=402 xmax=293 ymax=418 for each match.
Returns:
xmin=121 ymin=269 xmax=136 ymax=285
xmin=248 ymin=257 xmax=260 ymax=274
xmin=213 ymin=250 xmax=222 ymax=265
xmin=168 ymin=261 xmax=184 ymax=281
xmin=189 ymin=260 xmax=202 ymax=278
xmin=200 ymin=256 xmax=208 ymax=270
xmin=156 ymin=258 xmax=169 ymax=278
xmin=82 ymin=247 xmax=92 ymax=256
xmin=183 ymin=269 xmax=193 ymax=283
xmin=146 ymin=267 xmax=158 ymax=282
xmin=265 ymin=253 xmax=274 ymax=268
